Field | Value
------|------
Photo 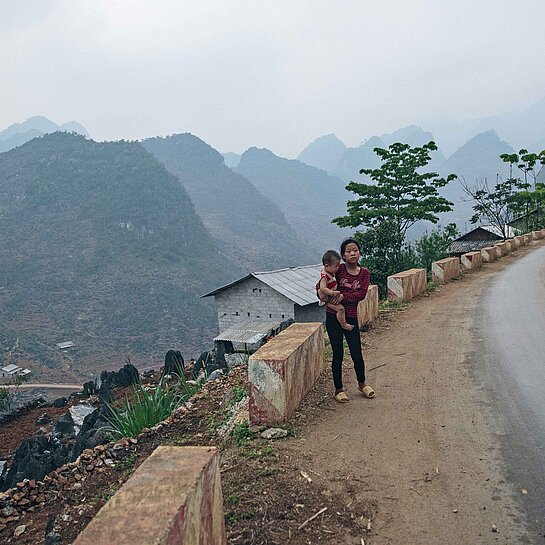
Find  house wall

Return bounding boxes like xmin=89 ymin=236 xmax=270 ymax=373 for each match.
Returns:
xmin=294 ymin=302 xmax=325 ymax=323
xmin=215 ymin=277 xmax=294 ymax=331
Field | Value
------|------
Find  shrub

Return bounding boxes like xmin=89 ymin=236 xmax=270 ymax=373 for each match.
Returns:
xmin=104 ymin=373 xmax=202 ymax=438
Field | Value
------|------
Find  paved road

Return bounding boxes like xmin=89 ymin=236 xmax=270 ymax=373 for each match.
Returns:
xmin=3 ymin=383 xmax=82 ymax=390
xmin=475 ymin=243 xmax=545 ymax=536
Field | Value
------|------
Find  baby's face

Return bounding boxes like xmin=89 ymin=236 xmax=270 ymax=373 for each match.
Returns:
xmin=324 ymin=259 xmax=340 ymax=275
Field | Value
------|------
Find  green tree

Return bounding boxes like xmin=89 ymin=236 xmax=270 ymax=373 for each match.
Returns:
xmin=413 ymin=223 xmax=459 ymax=273
xmin=333 ymin=141 xmax=456 ymax=294
xmin=500 ymin=150 xmax=545 ymax=231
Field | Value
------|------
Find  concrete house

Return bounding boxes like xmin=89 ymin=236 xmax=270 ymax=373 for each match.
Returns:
xmin=202 ymin=264 xmax=324 ymax=333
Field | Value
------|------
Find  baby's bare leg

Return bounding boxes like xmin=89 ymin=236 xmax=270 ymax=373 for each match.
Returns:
xmin=326 ymin=303 xmax=353 ymax=331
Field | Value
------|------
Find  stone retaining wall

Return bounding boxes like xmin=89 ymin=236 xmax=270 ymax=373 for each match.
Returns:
xmin=248 ymin=323 xmax=324 ymax=425
xmin=387 ymin=268 xmax=426 ymax=302
xmin=358 ymin=284 xmax=379 ymax=327
xmin=74 ymin=446 xmax=225 ymax=545
xmin=431 ymin=257 xmax=460 ymax=283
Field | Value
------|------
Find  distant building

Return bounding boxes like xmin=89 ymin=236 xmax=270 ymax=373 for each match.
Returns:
xmin=56 ymin=341 xmax=75 ymax=350
xmin=202 ymin=264 xmax=324 ymax=333
xmin=0 ymin=364 xmax=31 ymax=379
xmin=449 ymin=225 xmax=520 ymax=257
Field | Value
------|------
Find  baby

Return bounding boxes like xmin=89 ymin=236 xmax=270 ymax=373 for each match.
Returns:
xmin=316 ymin=250 xmax=353 ymax=331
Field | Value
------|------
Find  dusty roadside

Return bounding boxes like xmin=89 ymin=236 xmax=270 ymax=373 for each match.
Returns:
xmin=276 ymin=243 xmax=543 ymax=544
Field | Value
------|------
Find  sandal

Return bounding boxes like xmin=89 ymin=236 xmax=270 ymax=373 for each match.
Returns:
xmin=334 ymin=391 xmax=349 ymax=403
xmin=359 ymin=384 xmax=375 ymax=398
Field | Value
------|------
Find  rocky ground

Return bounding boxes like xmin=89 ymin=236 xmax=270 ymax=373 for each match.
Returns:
xmin=0 ymin=242 xmax=541 ymax=544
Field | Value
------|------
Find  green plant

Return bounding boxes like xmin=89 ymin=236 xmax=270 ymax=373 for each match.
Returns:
xmin=172 ymin=434 xmax=188 ymax=445
xmin=246 ymin=446 xmax=275 ymax=459
xmin=426 ymin=280 xmax=440 ymax=293
xmin=255 ymin=467 xmax=276 ymax=477
xmin=333 ymin=141 xmax=456 ymax=296
xmin=379 ymin=299 xmax=407 ymax=311
xmin=225 ymin=509 xmax=255 ymax=523
xmin=104 ymin=373 xmax=202 ymax=438
xmin=0 ymin=373 xmax=30 ymax=412
xmin=231 ymin=422 xmax=253 ymax=446
xmin=226 ymin=493 xmax=240 ymax=505
xmin=115 ymin=452 xmax=137 ymax=475
xmin=230 ymin=384 xmax=248 ymax=404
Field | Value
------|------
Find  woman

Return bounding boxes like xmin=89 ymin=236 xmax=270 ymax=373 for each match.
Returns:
xmin=326 ymin=237 xmax=375 ymax=403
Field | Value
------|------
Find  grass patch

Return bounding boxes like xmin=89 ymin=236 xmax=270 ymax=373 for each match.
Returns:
xmin=245 ymin=446 xmax=275 ymax=459
xmin=255 ymin=467 xmax=276 ymax=477
xmin=230 ymin=384 xmax=248 ymax=404
xmin=379 ymin=299 xmax=408 ymax=311
xmin=426 ymin=279 xmax=440 ymax=292
xmin=231 ymin=422 xmax=253 ymax=446
xmin=226 ymin=493 xmax=240 ymax=505
xmin=225 ymin=509 xmax=256 ymax=523
xmin=115 ymin=452 xmax=137 ymax=475
xmin=104 ymin=371 xmax=204 ymax=438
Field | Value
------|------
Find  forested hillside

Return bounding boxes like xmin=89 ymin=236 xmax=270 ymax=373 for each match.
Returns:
xmin=143 ymin=134 xmax=314 ymax=269
xmin=0 ymin=132 xmax=235 ymax=377
xmin=235 ymin=147 xmax=352 ymax=252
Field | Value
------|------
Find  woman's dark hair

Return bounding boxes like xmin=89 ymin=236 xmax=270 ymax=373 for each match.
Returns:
xmin=340 ymin=237 xmax=361 ymax=259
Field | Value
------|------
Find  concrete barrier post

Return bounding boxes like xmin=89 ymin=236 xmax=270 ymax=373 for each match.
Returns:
xmin=541 ymin=229 xmax=545 ymax=238
xmin=431 ymin=257 xmax=460 ymax=283
xmin=387 ymin=268 xmax=426 ymax=302
xmin=514 ymin=235 xmax=525 ymax=247
xmin=494 ymin=241 xmax=508 ymax=256
xmin=249 ymin=323 xmax=324 ymax=425
xmin=461 ymin=251 xmax=483 ymax=271
xmin=481 ymin=246 xmax=497 ymax=262
xmin=74 ymin=446 xmax=226 ymax=545
xmin=358 ymin=284 xmax=379 ymax=328
xmin=523 ymin=233 xmax=532 ymax=244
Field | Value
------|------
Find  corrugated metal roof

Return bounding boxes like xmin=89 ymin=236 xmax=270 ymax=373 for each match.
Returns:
xmin=449 ymin=240 xmax=499 ymax=255
xmin=214 ymin=320 xmax=281 ymax=344
xmin=479 ymin=224 xmax=519 ymax=238
xmin=202 ymin=264 xmax=322 ymax=306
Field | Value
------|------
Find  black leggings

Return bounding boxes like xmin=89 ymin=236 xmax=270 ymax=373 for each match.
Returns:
xmin=325 ymin=313 xmax=366 ymax=391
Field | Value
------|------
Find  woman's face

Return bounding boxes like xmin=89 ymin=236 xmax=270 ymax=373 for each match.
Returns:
xmin=343 ymin=242 xmax=361 ymax=265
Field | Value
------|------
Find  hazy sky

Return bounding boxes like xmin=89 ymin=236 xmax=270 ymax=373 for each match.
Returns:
xmin=2 ymin=0 xmax=545 ymax=157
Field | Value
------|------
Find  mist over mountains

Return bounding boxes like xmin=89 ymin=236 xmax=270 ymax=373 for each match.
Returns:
xmin=235 ymin=147 xmax=351 ymax=252
xmin=142 ymin=134 xmax=314 ymax=270
xmin=0 ymin=116 xmax=89 ymax=153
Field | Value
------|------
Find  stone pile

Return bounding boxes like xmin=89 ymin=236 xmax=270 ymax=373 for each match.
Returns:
xmin=0 ymin=436 xmax=139 ymax=532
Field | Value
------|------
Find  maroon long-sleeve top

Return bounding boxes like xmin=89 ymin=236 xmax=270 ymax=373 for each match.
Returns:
xmin=327 ymin=263 xmax=370 ymax=319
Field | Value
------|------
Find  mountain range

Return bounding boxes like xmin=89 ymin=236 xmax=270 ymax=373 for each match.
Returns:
xmin=0 ymin=132 xmax=233 ymax=377
xmin=0 ymin=116 xmax=89 ymax=153
xmin=142 ymin=134 xmax=314 ymax=270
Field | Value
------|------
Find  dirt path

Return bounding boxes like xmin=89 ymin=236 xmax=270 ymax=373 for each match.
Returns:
xmin=280 ymin=246 xmax=541 ymax=544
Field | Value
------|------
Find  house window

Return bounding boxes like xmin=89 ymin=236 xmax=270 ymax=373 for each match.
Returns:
xmin=281 ymin=314 xmax=285 ymax=318
xmin=269 ymin=314 xmax=272 ymax=318
xmin=259 ymin=289 xmax=262 ymax=293
xmin=235 ymin=311 xmax=239 ymax=316
xmin=247 ymin=312 xmax=250 ymax=316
